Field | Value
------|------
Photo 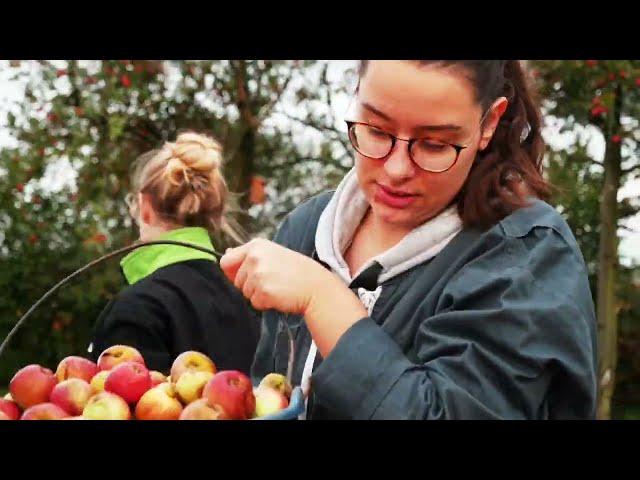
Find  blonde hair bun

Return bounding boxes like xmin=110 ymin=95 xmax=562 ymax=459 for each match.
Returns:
xmin=130 ymin=130 xmax=245 ymax=244
xmin=163 ymin=132 xmax=223 ymax=187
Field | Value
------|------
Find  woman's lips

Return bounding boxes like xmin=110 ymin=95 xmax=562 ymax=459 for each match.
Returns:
xmin=374 ymin=183 xmax=418 ymax=208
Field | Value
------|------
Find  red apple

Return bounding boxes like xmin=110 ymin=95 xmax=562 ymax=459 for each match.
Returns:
xmin=258 ymin=373 xmax=292 ymax=399
xmin=55 ymin=356 xmax=98 ymax=383
xmin=0 ymin=398 xmax=20 ymax=420
xmin=82 ymin=392 xmax=131 ymax=420
xmin=9 ymin=365 xmax=58 ymax=409
xmin=62 ymin=416 xmax=86 ymax=420
xmin=175 ymin=370 xmax=214 ymax=405
xmin=21 ymin=403 xmax=69 ymax=420
xmin=202 ymin=371 xmax=255 ymax=420
xmin=135 ymin=383 xmax=183 ymax=420
xmin=150 ymin=371 xmax=167 ymax=387
xmin=97 ymin=345 xmax=145 ymax=371
xmin=120 ymin=74 xmax=132 ymax=88
xmin=0 ymin=411 xmax=10 ymax=420
xmin=170 ymin=351 xmax=216 ymax=383
xmin=253 ymin=387 xmax=289 ymax=418
xmin=179 ymin=399 xmax=230 ymax=420
xmin=105 ymin=361 xmax=152 ymax=404
xmin=50 ymin=378 xmax=93 ymax=416
xmin=90 ymin=370 xmax=110 ymax=393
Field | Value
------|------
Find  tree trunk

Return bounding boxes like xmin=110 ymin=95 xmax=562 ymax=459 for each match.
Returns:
xmin=596 ymin=83 xmax=624 ymax=420
xmin=226 ymin=61 xmax=259 ymax=229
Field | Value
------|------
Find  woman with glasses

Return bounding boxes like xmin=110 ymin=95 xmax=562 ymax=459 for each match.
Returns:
xmin=89 ymin=132 xmax=259 ymax=376
xmin=221 ymin=61 xmax=597 ymax=419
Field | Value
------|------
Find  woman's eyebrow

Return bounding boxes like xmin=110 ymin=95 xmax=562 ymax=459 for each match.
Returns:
xmin=361 ymin=101 xmax=463 ymax=132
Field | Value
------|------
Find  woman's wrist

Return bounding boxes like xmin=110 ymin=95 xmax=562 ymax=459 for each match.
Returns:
xmin=303 ymin=267 xmax=368 ymax=358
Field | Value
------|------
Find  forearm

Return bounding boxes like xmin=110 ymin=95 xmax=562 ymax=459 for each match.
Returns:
xmin=303 ymin=270 xmax=368 ymax=358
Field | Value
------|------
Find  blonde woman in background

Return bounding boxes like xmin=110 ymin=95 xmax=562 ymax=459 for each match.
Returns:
xmin=90 ymin=132 xmax=259 ymax=376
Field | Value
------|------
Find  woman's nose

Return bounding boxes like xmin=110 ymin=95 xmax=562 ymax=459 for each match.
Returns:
xmin=383 ymin=141 xmax=417 ymax=180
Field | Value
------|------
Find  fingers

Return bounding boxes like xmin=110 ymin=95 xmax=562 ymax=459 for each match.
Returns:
xmin=234 ymin=257 xmax=251 ymax=292
xmin=218 ymin=239 xmax=277 ymax=312
xmin=219 ymin=244 xmax=250 ymax=283
xmin=242 ymin=274 xmax=259 ymax=306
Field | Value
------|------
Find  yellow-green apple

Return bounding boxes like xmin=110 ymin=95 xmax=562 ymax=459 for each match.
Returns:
xmin=4 ymin=393 xmax=13 ymax=401
xmin=0 ymin=398 xmax=20 ymax=420
xmin=179 ymin=399 xmax=230 ymax=420
xmin=21 ymin=403 xmax=69 ymax=420
xmin=97 ymin=345 xmax=145 ymax=371
xmin=49 ymin=378 xmax=93 ymax=416
xmin=55 ymin=356 xmax=98 ymax=383
xmin=175 ymin=370 xmax=214 ymax=404
xmin=62 ymin=416 xmax=86 ymax=420
xmin=170 ymin=351 xmax=216 ymax=384
xmin=82 ymin=392 xmax=131 ymax=420
xmin=253 ymin=387 xmax=289 ymax=418
xmin=90 ymin=370 xmax=110 ymax=393
xmin=105 ymin=361 xmax=152 ymax=404
xmin=258 ymin=373 xmax=292 ymax=399
xmin=9 ymin=365 xmax=58 ymax=409
xmin=202 ymin=370 xmax=255 ymax=420
xmin=150 ymin=371 xmax=167 ymax=387
xmin=135 ymin=383 xmax=183 ymax=420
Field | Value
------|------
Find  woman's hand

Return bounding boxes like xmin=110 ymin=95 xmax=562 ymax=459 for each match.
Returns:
xmin=219 ymin=239 xmax=368 ymax=357
xmin=220 ymin=238 xmax=331 ymax=315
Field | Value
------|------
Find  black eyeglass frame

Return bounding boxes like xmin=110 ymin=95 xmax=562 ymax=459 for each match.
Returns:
xmin=344 ymin=107 xmax=492 ymax=173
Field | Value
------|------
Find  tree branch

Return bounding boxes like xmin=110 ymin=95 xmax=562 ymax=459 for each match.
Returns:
xmin=67 ymin=61 xmax=82 ymax=108
xmin=281 ymin=112 xmax=351 ymax=155
xmin=621 ymin=163 xmax=640 ymax=175
xmin=618 ymin=224 xmax=639 ymax=234
xmin=320 ymin=62 xmax=333 ymax=108
xmin=231 ymin=60 xmax=259 ymax=130
xmin=279 ymin=111 xmax=344 ymax=136
xmin=257 ymin=68 xmax=293 ymax=123
xmin=269 ymin=151 xmax=352 ymax=173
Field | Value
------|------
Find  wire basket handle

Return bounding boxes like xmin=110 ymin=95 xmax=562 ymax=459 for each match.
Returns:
xmin=0 ymin=240 xmax=297 ymax=384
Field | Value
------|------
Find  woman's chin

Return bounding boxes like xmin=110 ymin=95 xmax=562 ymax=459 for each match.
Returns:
xmin=371 ymin=204 xmax=417 ymax=229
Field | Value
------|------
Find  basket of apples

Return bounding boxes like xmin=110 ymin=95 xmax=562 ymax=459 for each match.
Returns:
xmin=0 ymin=240 xmax=306 ymax=420
xmin=1 ymin=345 xmax=304 ymax=420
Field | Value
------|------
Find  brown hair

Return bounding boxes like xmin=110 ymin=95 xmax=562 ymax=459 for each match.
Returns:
xmin=129 ymin=131 xmax=245 ymax=243
xmin=358 ymin=60 xmax=551 ymax=229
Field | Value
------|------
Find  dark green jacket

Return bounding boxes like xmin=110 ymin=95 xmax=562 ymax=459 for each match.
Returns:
xmin=251 ymin=192 xmax=598 ymax=420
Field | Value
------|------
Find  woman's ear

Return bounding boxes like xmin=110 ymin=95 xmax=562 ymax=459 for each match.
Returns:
xmin=478 ymin=97 xmax=508 ymax=151
xmin=138 ymin=193 xmax=157 ymax=226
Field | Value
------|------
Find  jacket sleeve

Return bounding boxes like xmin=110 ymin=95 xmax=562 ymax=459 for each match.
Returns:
xmin=90 ymin=291 xmax=173 ymax=374
xmin=310 ymin=226 xmax=598 ymax=420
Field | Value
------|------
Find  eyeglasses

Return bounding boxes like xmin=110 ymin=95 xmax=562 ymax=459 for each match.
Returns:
xmin=345 ymin=108 xmax=492 ymax=173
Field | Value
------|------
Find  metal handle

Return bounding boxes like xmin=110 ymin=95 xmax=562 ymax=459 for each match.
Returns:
xmin=0 ymin=240 xmax=226 ymax=358
xmin=0 ymin=240 xmax=296 ymax=371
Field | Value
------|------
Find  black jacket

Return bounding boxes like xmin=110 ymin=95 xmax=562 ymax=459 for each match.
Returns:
xmin=90 ymin=259 xmax=260 ymax=376
xmin=252 ymin=192 xmax=598 ymax=420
